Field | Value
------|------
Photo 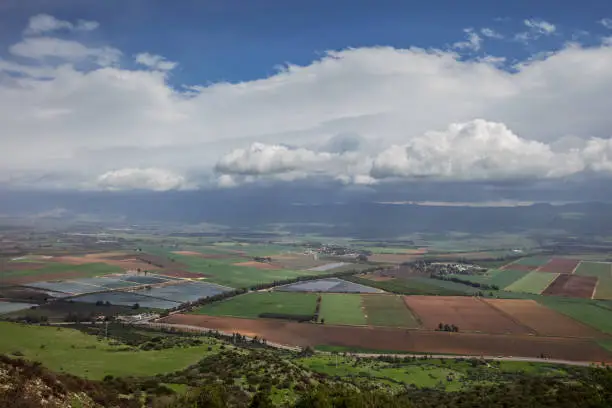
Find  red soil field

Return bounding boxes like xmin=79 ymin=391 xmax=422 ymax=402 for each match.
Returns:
xmin=233 ymin=261 xmax=282 ymax=270
xmin=501 ymin=263 xmax=539 ymax=272
xmin=537 ymin=258 xmax=581 ymax=274
xmin=403 ymin=296 xmax=533 ymax=335
xmin=483 ymin=299 xmax=604 ymax=338
xmin=542 ymin=274 xmax=597 ymax=298
xmin=161 ymin=314 xmax=612 ymax=362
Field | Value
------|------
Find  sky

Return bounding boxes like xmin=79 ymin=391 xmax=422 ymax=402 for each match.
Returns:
xmin=1 ymin=0 xmax=612 ymax=202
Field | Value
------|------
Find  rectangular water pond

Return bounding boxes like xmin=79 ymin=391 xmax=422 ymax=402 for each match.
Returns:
xmin=133 ymin=282 xmax=232 ymax=303
xmin=0 ymin=302 xmax=38 ymax=315
xmin=72 ymin=291 xmax=180 ymax=310
xmin=27 ymin=281 xmax=101 ymax=295
xmin=71 ymin=277 xmax=138 ymax=289
xmin=307 ymin=262 xmax=348 ymax=272
xmin=115 ymin=274 xmax=173 ymax=285
xmin=277 ymin=278 xmax=382 ymax=293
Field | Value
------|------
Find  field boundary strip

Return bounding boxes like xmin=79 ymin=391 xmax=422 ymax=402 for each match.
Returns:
xmin=476 ymin=298 xmax=536 ymax=335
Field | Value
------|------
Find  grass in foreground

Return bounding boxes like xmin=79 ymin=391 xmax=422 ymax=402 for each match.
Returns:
xmin=0 ymin=322 xmax=221 ymax=379
xmin=504 ymin=271 xmax=559 ymax=294
xmin=297 ymin=354 xmax=464 ymax=391
xmin=362 ymin=294 xmax=420 ymax=328
xmin=192 ymin=291 xmax=318 ymax=319
xmin=319 ymin=294 xmax=366 ymax=326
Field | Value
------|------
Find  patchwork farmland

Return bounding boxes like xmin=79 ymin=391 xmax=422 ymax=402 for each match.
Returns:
xmin=403 ymin=296 xmax=532 ymax=335
xmin=541 ymin=274 xmax=597 ymax=298
xmin=318 ymin=294 xmax=367 ymax=325
xmin=537 ymin=258 xmax=581 ymax=274
xmin=162 ymin=313 xmax=612 ymax=362
xmin=5 ymin=241 xmax=612 ymax=365
xmin=505 ymin=271 xmax=559 ymax=294
xmin=362 ymin=294 xmax=420 ymax=328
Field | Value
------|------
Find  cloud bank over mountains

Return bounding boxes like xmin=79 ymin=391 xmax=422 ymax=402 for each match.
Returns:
xmin=1 ymin=14 xmax=612 ymax=194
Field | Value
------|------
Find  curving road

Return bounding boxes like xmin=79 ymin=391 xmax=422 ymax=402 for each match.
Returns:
xmin=142 ymin=321 xmax=603 ymax=367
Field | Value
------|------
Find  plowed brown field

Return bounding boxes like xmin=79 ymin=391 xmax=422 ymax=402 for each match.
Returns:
xmin=403 ymin=296 xmax=533 ymax=335
xmin=537 ymin=258 xmax=581 ymax=274
xmin=162 ymin=314 xmax=612 ymax=362
xmin=483 ymin=299 xmax=604 ymax=338
xmin=542 ymin=274 xmax=597 ymax=298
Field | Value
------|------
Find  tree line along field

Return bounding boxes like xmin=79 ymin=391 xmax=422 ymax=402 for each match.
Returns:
xmin=5 ymin=318 xmax=607 ymax=408
xmin=187 ymin=289 xmax=612 ymax=342
xmin=191 ymin=292 xmax=421 ymax=329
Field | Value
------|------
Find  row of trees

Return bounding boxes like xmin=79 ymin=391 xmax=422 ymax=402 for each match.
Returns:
xmin=436 ymin=322 xmax=459 ymax=332
xmin=168 ymin=266 xmax=385 ymax=315
xmin=430 ymin=273 xmax=500 ymax=291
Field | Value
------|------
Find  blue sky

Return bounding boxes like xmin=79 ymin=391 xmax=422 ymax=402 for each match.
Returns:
xmin=0 ymin=1 xmax=612 ymax=199
xmin=1 ymin=0 xmax=611 ymax=84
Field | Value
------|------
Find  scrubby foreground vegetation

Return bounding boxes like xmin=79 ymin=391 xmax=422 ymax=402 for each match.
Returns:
xmin=3 ymin=322 xmax=612 ymax=407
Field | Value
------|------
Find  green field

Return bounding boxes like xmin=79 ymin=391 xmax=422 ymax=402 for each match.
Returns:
xmin=346 ymin=276 xmax=477 ymax=296
xmin=172 ymin=254 xmax=323 ymax=288
xmin=449 ymin=269 xmax=528 ymax=289
xmin=192 ymin=291 xmax=318 ymax=318
xmin=512 ymin=256 xmax=551 ymax=267
xmin=319 ymin=294 xmax=367 ymax=325
xmin=575 ymin=261 xmax=611 ymax=279
xmin=362 ymin=294 xmax=420 ymax=328
xmin=407 ymin=277 xmax=480 ymax=294
xmin=0 ymin=262 xmax=124 ymax=282
xmin=595 ymin=277 xmax=612 ymax=300
xmin=504 ymin=271 xmax=559 ymax=294
xmin=0 ymin=322 xmax=221 ymax=379
xmin=297 ymin=354 xmax=464 ymax=391
xmin=538 ymin=297 xmax=612 ymax=334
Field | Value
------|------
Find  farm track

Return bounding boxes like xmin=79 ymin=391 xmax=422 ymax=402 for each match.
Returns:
xmin=140 ymin=322 xmax=600 ymax=367
xmin=159 ymin=314 xmax=612 ymax=363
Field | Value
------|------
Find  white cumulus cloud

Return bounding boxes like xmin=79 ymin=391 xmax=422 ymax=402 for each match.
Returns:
xmin=10 ymin=37 xmax=121 ymax=66
xmin=453 ymin=28 xmax=482 ymax=51
xmin=600 ymin=18 xmax=612 ymax=29
xmin=515 ymin=19 xmax=557 ymax=43
xmin=480 ymin=28 xmax=504 ymax=39
xmin=1 ymin=15 xmax=612 ymax=191
xmin=97 ymin=168 xmax=187 ymax=191
xmin=25 ymin=14 xmax=99 ymax=35
xmin=369 ymin=120 xmax=584 ymax=181
xmin=215 ymin=143 xmax=336 ymax=175
xmin=135 ymin=53 xmax=177 ymax=71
